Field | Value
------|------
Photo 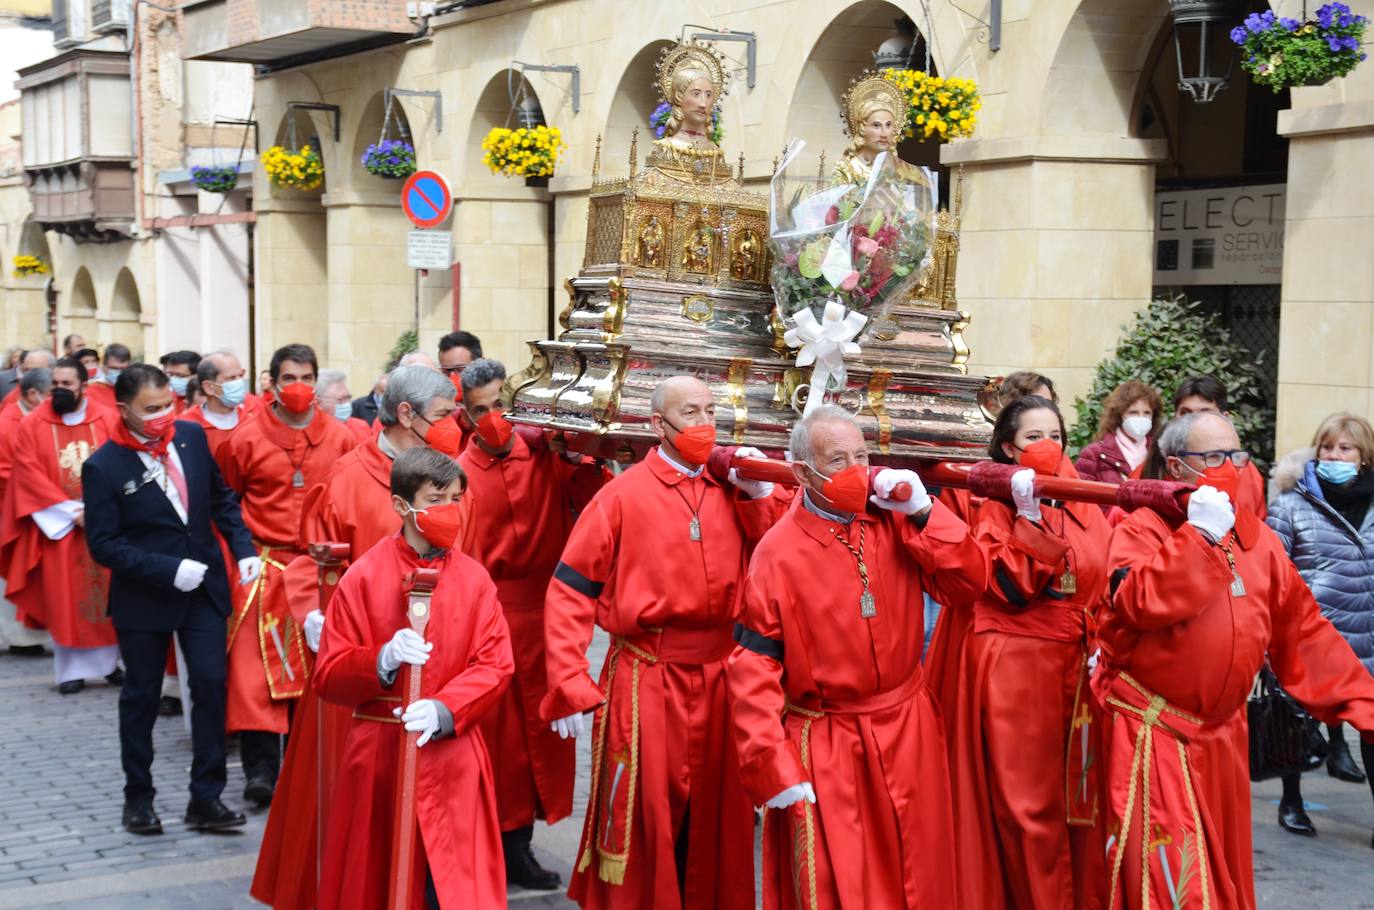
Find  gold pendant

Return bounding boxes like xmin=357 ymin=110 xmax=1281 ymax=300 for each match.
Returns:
xmin=689 ymin=515 xmax=701 ymax=542
xmin=1230 ymin=572 xmax=1247 ymax=597
xmin=292 ymin=469 xmax=305 ymax=489
xmin=1061 ymin=571 xmax=1077 ymax=595
xmin=860 ymin=588 xmax=876 ymax=618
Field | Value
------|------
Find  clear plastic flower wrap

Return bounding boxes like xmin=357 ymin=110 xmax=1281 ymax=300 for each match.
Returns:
xmin=768 ymin=140 xmax=934 ymax=333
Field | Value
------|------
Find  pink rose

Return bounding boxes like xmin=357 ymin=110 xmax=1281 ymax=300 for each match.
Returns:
xmin=825 ymin=205 xmax=840 ymax=226
xmin=855 ymin=236 xmax=880 ymax=257
xmin=839 ymin=271 xmax=860 ymax=291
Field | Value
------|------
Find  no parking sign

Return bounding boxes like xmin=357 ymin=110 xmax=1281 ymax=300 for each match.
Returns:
xmin=401 ymin=170 xmax=453 ymax=229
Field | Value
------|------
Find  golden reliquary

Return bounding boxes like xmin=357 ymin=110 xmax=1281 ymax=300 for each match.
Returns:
xmin=506 ymin=45 xmax=994 ymax=463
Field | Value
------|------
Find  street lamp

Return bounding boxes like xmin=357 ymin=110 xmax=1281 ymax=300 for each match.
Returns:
xmin=1168 ymin=0 xmax=1246 ymax=102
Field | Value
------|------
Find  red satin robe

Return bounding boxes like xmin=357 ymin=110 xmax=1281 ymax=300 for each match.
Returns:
xmin=85 ymin=380 xmax=116 ymax=412
xmin=182 ymin=404 xmax=253 ymax=457
xmin=541 ymin=449 xmax=780 ymax=910
xmin=1098 ymin=505 xmax=1374 ymax=910
xmin=314 ymin=533 xmax=513 ymax=910
xmin=946 ymin=496 xmax=1110 ymax=910
xmin=460 ymin=433 xmax=607 ymax=832
xmin=216 ymin=406 xmax=356 ymax=733
xmin=0 ymin=402 xmax=116 ymax=647
xmin=727 ymin=497 xmax=988 ymax=909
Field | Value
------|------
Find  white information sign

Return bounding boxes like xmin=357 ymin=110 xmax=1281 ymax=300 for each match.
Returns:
xmin=1153 ymin=184 xmax=1285 ymax=286
xmin=407 ymin=229 xmax=453 ymax=270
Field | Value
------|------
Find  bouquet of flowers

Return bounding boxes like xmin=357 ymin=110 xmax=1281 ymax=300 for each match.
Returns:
xmin=190 ymin=165 xmax=240 ymax=194
xmin=881 ymin=69 xmax=980 ymax=142
xmin=262 ymin=144 xmax=324 ymax=191
xmin=12 ymin=254 xmax=48 ymax=278
xmin=650 ymin=102 xmax=724 ymax=145
xmin=1230 ymin=3 xmax=1369 ymax=91
xmin=481 ymin=125 xmax=566 ymax=178
xmin=361 ymin=139 xmax=417 ymax=179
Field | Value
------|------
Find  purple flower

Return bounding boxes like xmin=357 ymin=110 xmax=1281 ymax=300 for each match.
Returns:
xmin=1328 ymin=34 xmax=1346 ymax=50
xmin=1280 ymin=17 xmax=1301 ymax=30
xmin=1231 ymin=24 xmax=1248 ymax=43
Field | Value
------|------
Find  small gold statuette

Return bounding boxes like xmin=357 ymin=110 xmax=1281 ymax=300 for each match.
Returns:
xmin=637 ymin=216 xmax=664 ymax=268
xmin=689 ymin=515 xmax=701 ymax=542
xmin=860 ymin=588 xmax=877 ymax=619
xmin=1060 ymin=571 xmax=1077 ymax=595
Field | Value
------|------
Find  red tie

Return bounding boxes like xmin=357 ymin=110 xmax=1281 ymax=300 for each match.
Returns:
xmin=164 ymin=454 xmax=190 ymax=513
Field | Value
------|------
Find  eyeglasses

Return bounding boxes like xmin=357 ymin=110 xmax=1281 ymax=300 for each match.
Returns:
xmin=1175 ymin=449 xmax=1251 ymax=469
xmin=441 ymin=366 xmax=462 ymax=376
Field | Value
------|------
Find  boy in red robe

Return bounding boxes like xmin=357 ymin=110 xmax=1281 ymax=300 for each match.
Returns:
xmin=726 ymin=405 xmax=990 ymax=909
xmin=458 ymin=358 xmax=608 ymax=891
xmin=314 ymin=446 xmax=513 ymax=909
xmin=1099 ymin=411 xmax=1374 ymax=910
xmin=0 ymin=359 xmax=120 ymax=691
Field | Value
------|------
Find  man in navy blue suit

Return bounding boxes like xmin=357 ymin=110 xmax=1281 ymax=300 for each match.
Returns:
xmin=83 ymin=364 xmax=261 ymax=835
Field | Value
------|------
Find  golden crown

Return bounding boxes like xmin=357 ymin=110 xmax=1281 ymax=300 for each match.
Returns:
xmin=840 ymin=73 xmax=909 ymax=138
xmin=656 ymin=41 xmax=728 ymax=105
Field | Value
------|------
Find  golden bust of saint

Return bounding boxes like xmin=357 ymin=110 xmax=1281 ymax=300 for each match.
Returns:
xmin=648 ymin=42 xmax=729 ymax=179
xmin=834 ymin=74 xmax=931 ymax=189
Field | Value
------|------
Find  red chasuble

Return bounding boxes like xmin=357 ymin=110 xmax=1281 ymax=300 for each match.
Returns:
xmin=216 ymin=405 xmax=356 ymax=734
xmin=84 ymin=380 xmax=115 ymax=412
xmin=541 ymin=449 xmax=780 ymax=910
xmin=944 ymin=494 xmax=1110 ymax=910
xmin=1098 ymin=506 xmax=1374 ymax=910
xmin=0 ymin=402 xmax=116 ymax=647
xmin=0 ymin=401 xmax=28 ymax=506
xmin=314 ymin=533 xmax=513 ymax=910
xmin=460 ymin=432 xmax=608 ymax=832
xmin=727 ymin=498 xmax=988 ymax=910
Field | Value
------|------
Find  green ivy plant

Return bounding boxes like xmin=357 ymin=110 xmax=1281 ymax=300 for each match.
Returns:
xmin=385 ymin=329 xmax=419 ymax=370
xmin=1070 ymin=295 xmax=1275 ymax=470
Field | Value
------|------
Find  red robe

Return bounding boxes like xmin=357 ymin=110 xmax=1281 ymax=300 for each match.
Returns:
xmin=314 ymin=533 xmax=513 ymax=910
xmin=541 ymin=449 xmax=779 ymax=910
xmin=0 ymin=401 xmax=29 ymax=507
xmin=946 ymin=495 xmax=1110 ymax=910
xmin=460 ymin=433 xmax=607 ymax=831
xmin=0 ymin=402 xmax=116 ymax=647
xmin=1098 ymin=505 xmax=1374 ymax=910
xmin=216 ymin=406 xmax=356 ymax=733
xmin=727 ymin=497 xmax=988 ymax=909
xmin=182 ymin=403 xmax=253 ymax=457
xmin=85 ymin=380 xmax=116 ymax=412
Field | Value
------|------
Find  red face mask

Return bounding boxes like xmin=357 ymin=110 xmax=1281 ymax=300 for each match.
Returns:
xmin=809 ymin=463 xmax=870 ymax=514
xmin=139 ymin=407 xmax=177 ymax=441
xmin=662 ymin=418 xmax=716 ymax=466
xmin=419 ymin=415 xmax=464 ymax=457
xmin=448 ymin=372 xmax=464 ymax=401
xmin=275 ymin=381 xmax=315 ymax=414
xmin=86 ymin=366 xmax=99 ymax=380
xmin=407 ymin=501 xmax=463 ymax=550
xmin=1017 ymin=439 xmax=1063 ymax=476
xmin=475 ymin=408 xmax=514 ymax=450
xmin=1198 ymin=460 xmax=1241 ymax=502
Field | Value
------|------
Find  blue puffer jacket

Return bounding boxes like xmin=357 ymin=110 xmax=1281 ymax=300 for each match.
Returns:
xmin=1267 ymin=454 xmax=1374 ymax=675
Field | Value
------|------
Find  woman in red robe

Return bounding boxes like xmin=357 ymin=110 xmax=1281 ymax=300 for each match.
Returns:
xmin=945 ymin=396 xmax=1109 ymax=910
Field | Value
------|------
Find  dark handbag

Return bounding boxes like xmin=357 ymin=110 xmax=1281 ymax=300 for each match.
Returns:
xmin=1247 ymin=664 xmax=1329 ymax=782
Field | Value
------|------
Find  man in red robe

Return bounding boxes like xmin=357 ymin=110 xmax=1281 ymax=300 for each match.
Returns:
xmin=438 ymin=330 xmax=482 ymax=448
xmin=83 ymin=344 xmax=130 ymax=412
xmin=0 ymin=349 xmax=54 ymax=410
xmin=1099 ymin=411 xmax=1374 ymax=910
xmin=160 ymin=351 xmax=201 ymax=416
xmin=1170 ymin=374 xmax=1266 ymax=519
xmin=316 ymin=368 xmax=372 ymax=445
xmin=541 ymin=375 xmax=779 ymax=910
xmin=251 ymin=364 xmax=464 ymax=910
xmin=0 ymin=368 xmax=54 ymax=654
xmin=216 ymin=343 xmax=356 ymax=806
xmin=458 ymin=358 xmax=608 ymax=891
xmin=0 ymin=359 xmax=120 ymax=692
xmin=727 ymin=405 xmax=990 ymax=909
xmin=184 ymin=350 xmax=256 ymax=457
xmin=315 ymin=447 xmax=513 ymax=909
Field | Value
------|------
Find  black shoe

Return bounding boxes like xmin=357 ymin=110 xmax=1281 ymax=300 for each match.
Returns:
xmin=1278 ymin=799 xmax=1317 ymax=837
xmin=1327 ymin=737 xmax=1367 ymax=783
xmin=184 ymin=798 xmax=246 ymax=832
xmin=158 ymin=695 xmax=183 ymax=717
xmin=505 ymin=844 xmax=562 ymax=891
xmin=105 ymin=668 xmax=125 ymax=687
xmin=7 ymin=645 xmax=44 ymax=657
xmin=122 ymin=799 xmax=163 ymax=835
xmin=243 ymin=776 xmax=275 ymax=808
xmin=57 ymin=679 xmax=85 ymax=695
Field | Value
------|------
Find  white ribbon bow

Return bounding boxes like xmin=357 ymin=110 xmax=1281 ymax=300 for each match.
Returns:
xmin=784 ymin=299 xmax=868 ymax=416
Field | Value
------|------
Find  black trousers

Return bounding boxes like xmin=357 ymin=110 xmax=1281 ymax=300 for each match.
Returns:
xmin=115 ymin=593 xmax=228 ymax=804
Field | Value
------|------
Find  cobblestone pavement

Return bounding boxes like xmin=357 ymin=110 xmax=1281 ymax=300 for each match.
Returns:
xmin=3 ymin=638 xmax=1374 ymax=909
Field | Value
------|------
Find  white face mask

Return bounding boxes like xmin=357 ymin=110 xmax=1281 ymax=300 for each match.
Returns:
xmin=1122 ymin=415 xmax=1153 ymax=441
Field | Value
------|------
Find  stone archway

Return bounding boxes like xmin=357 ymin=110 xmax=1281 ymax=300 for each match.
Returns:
xmin=108 ymin=267 xmax=144 ymax=355
xmin=602 ymin=40 xmax=674 ymax=179
xmin=351 ymin=89 xmax=417 ymax=188
xmin=64 ymin=266 xmax=99 ymax=345
xmin=466 ymin=69 xmax=551 ymax=192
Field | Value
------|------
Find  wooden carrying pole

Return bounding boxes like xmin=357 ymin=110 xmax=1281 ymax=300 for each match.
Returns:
xmin=308 ymin=542 xmax=350 ymax=881
xmin=388 ymin=567 xmax=440 ymax=910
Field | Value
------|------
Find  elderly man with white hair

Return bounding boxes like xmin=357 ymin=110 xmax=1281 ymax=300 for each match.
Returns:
xmin=315 ymin=368 xmax=369 ymax=445
xmin=726 ymin=404 xmax=988 ymax=909
xmin=1098 ymin=410 xmax=1374 ymax=910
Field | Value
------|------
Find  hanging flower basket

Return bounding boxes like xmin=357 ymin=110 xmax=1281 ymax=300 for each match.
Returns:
xmin=190 ymin=165 xmax=240 ymax=194
xmin=649 ymin=102 xmax=724 ymax=145
xmin=1231 ymin=4 xmax=1369 ymax=91
xmin=361 ymin=139 xmax=417 ymax=180
xmin=881 ymin=69 xmax=981 ymax=142
xmin=11 ymin=254 xmax=48 ymax=278
xmin=481 ymin=125 xmax=566 ymax=179
xmin=262 ymin=144 xmax=325 ymax=191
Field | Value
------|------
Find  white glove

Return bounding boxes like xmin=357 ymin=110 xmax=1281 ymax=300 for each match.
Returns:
xmin=1187 ymin=484 xmax=1235 ymax=543
xmin=238 ymin=556 xmax=263 ymax=586
xmin=550 ymin=712 xmax=586 ymax=740
xmin=395 ymin=699 xmax=442 ymax=747
xmin=727 ymin=446 xmax=774 ymax=500
xmin=869 ymin=468 xmax=932 ymax=516
xmin=379 ymin=627 xmax=433 ymax=673
xmin=173 ymin=559 xmax=208 ymax=593
xmin=1010 ymin=468 xmax=1041 ymax=522
xmin=304 ymin=609 xmax=325 ymax=653
xmin=765 ymin=781 xmax=817 ymax=809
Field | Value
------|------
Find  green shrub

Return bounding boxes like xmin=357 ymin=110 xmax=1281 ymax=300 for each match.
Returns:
xmin=385 ymin=329 xmax=419 ymax=370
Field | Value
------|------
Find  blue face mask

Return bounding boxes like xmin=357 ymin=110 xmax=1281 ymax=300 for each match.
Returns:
xmin=1317 ymin=460 xmax=1359 ymax=485
xmin=104 ymin=368 xmax=122 ymax=385
xmin=169 ymin=375 xmax=190 ymax=397
xmin=217 ymin=377 xmax=247 ymax=407
xmin=333 ymin=401 xmax=354 ymax=423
